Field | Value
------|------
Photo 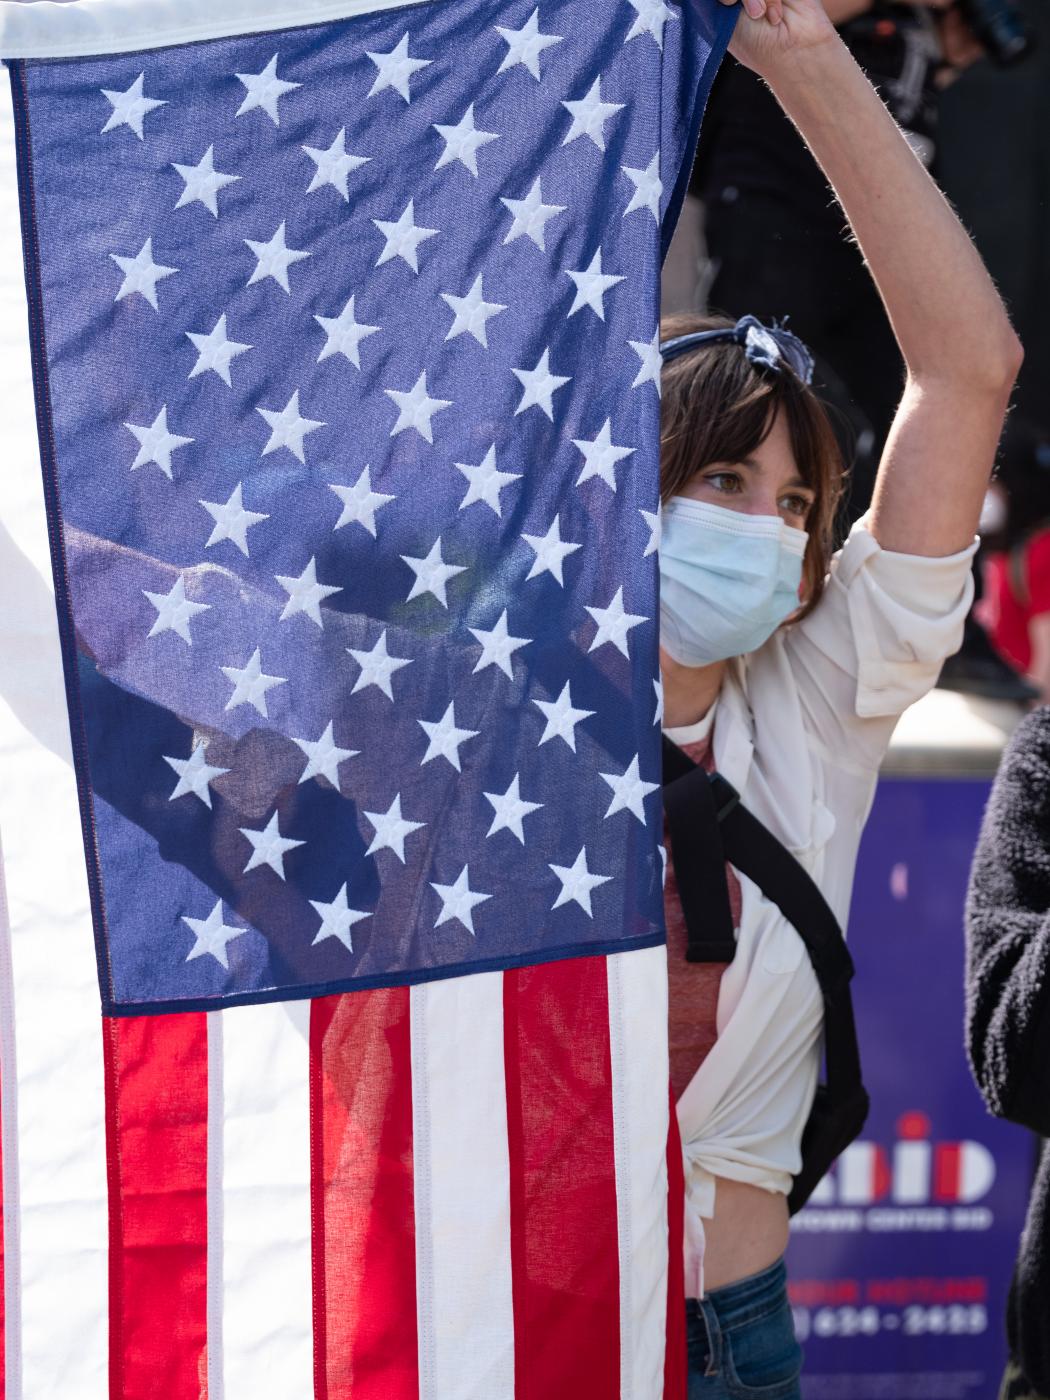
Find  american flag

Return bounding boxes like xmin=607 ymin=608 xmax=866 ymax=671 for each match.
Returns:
xmin=0 ymin=0 xmax=731 ymax=1393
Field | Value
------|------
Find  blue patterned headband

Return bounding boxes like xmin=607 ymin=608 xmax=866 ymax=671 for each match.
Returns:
xmin=660 ymin=314 xmax=815 ymax=386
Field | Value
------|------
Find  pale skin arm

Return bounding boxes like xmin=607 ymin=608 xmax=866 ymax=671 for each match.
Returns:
xmin=723 ymin=0 xmax=1023 ymax=558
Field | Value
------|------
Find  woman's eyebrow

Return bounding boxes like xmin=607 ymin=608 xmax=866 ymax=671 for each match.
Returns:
xmin=737 ymin=458 xmax=813 ymax=492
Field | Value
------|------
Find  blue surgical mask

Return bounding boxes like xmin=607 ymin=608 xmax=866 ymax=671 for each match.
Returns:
xmin=658 ymin=497 xmax=808 ymax=666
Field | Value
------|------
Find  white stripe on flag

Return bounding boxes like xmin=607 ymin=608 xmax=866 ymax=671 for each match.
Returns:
xmin=0 ymin=0 xmax=437 ymax=61
xmin=608 ymin=947 xmax=671 ymax=1400
xmin=0 ymin=79 xmax=109 ymax=1400
xmin=410 ymin=974 xmax=515 ymax=1400
xmin=218 ymin=1000 xmax=313 ymax=1399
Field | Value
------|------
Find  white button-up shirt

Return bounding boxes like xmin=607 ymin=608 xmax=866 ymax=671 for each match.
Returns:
xmin=670 ymin=516 xmax=978 ymax=1297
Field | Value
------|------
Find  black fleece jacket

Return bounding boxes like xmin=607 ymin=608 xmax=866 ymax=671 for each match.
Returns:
xmin=966 ymin=706 xmax=1050 ymax=1394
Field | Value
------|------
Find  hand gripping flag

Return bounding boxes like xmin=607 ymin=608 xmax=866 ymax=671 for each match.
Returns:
xmin=0 ymin=0 xmax=732 ymax=1394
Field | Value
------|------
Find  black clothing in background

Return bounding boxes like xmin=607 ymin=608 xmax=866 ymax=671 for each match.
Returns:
xmin=966 ymin=706 xmax=1050 ymax=1396
xmin=692 ymin=10 xmax=942 ymax=518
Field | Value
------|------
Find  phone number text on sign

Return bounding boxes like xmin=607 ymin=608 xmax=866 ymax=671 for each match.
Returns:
xmin=792 ymin=1304 xmax=988 ymax=1343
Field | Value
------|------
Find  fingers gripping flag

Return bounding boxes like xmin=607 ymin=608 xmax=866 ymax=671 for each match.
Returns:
xmin=0 ymin=0 xmax=732 ymax=1394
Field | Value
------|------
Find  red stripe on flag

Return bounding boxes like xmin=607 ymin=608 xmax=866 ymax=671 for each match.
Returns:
xmin=103 ymin=1013 xmax=209 ymax=1400
xmin=310 ymin=990 xmax=417 ymax=1400
xmin=664 ymin=1086 xmax=686 ymax=1400
xmin=504 ymin=958 xmax=621 ymax=1400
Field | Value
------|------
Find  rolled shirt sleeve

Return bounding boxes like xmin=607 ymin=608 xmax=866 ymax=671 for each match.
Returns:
xmin=791 ymin=516 xmax=978 ymax=725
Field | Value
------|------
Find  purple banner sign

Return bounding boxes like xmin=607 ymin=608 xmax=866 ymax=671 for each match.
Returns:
xmin=788 ymin=776 xmax=1035 ymax=1400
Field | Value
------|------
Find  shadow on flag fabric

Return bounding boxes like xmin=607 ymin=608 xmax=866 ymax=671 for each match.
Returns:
xmin=0 ymin=0 xmax=733 ymax=1394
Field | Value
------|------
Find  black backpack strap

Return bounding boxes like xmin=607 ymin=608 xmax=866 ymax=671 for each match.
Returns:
xmin=661 ymin=739 xmax=868 ymax=1209
xmin=662 ymin=740 xmax=862 ymax=1100
xmin=661 ymin=736 xmax=737 ymax=963
xmin=707 ymin=771 xmax=861 ymax=1099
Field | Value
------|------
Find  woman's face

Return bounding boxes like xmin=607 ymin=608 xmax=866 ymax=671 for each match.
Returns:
xmin=677 ymin=410 xmax=815 ymax=530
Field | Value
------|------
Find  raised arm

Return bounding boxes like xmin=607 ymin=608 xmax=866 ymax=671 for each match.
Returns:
xmin=722 ymin=0 xmax=1023 ymax=557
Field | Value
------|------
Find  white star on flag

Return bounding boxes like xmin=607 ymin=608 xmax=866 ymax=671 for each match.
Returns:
xmin=315 ymin=295 xmax=381 ymax=367
xmin=385 ymin=371 xmax=452 ymax=442
xmin=235 ymin=54 xmax=300 ymax=125
xmin=330 ymin=466 xmax=395 ymax=536
xmin=566 ymin=248 xmax=625 ymax=320
xmin=600 ymin=756 xmax=659 ymax=822
xmin=171 ymin=145 xmax=240 ymax=217
xmin=573 ymin=420 xmax=635 ymax=490
xmin=293 ymin=722 xmax=359 ymax=787
xmin=186 ymin=313 xmax=251 ymax=386
xmin=455 ymin=446 xmax=521 ymax=517
xmin=641 ymin=507 xmax=661 ymax=556
xmin=124 ymin=405 xmax=193 ymax=478
xmin=373 ymin=200 xmax=440 ymax=272
xmin=534 ymin=681 xmax=595 ymax=752
xmin=586 ymin=587 xmax=647 ymax=657
xmin=348 ymin=630 xmax=413 ymax=699
xmin=495 ymin=8 xmax=563 ymax=79
xmin=239 ymin=811 xmax=304 ymax=880
xmin=366 ymin=32 xmax=433 ymax=101
xmin=257 ymin=390 xmax=325 ymax=462
xmin=549 ymin=848 xmax=612 ymax=917
xmin=501 ymin=177 xmax=567 ymax=251
xmin=513 ymin=348 xmax=571 ymax=419
xmin=484 ymin=774 xmax=543 ymax=844
xmin=630 ymin=329 xmax=663 ymax=391
xmin=200 ymin=482 xmax=269 ymax=556
xmin=275 ymin=556 xmax=342 ymax=627
xmin=431 ymin=866 xmax=491 ymax=935
xmin=245 ymin=221 xmax=310 ymax=293
xmin=183 ymin=900 xmax=244 ymax=969
xmin=144 ymin=574 xmax=210 ymax=644
xmin=561 ymin=77 xmax=625 ymax=151
xmin=522 ymin=515 xmax=582 ymax=585
xmin=401 ymin=538 xmax=467 ymax=609
xmin=310 ymin=885 xmax=371 ymax=952
xmin=433 ymin=104 xmax=500 ymax=176
xmin=303 ymin=128 xmax=370 ymax=200
xmin=625 ymin=0 xmax=675 ymax=47
xmin=419 ymin=702 xmax=479 ymax=772
xmin=363 ymin=793 xmax=426 ymax=862
xmin=164 ymin=741 xmax=230 ymax=808
xmin=221 ymin=648 xmax=287 ymax=716
xmin=623 ymin=152 xmax=662 ymax=220
xmin=101 ymin=72 xmax=165 ymax=140
xmin=441 ymin=275 xmax=507 ymax=348
xmin=110 ymin=237 xmax=177 ymax=310
xmin=469 ymin=610 xmax=531 ymax=678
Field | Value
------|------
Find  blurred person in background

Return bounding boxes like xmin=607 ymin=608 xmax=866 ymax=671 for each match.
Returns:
xmin=658 ymin=0 xmax=1022 ymax=1388
xmin=966 ymin=706 xmax=1050 ymax=1400
xmin=978 ymin=417 xmax=1050 ymax=700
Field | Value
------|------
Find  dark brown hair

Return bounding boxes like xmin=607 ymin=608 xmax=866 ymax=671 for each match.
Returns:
xmin=660 ymin=312 xmax=845 ymax=619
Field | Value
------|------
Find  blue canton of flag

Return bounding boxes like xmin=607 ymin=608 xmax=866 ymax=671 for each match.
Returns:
xmin=9 ymin=0 xmax=732 ymax=1014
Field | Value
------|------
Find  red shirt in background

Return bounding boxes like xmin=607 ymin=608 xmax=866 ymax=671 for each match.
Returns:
xmin=984 ymin=529 xmax=1050 ymax=673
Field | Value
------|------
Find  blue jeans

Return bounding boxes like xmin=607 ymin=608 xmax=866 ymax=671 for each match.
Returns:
xmin=686 ymin=1258 xmax=803 ymax=1399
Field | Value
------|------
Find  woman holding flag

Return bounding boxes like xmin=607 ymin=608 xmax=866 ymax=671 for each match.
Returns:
xmin=657 ymin=0 xmax=1021 ymax=1391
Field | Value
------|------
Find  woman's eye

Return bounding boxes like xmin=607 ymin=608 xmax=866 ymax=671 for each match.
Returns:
xmin=781 ymin=495 xmax=812 ymax=518
xmin=706 ymin=473 xmax=742 ymax=494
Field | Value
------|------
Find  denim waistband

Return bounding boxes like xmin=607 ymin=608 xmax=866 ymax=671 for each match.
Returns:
xmin=700 ymin=1257 xmax=788 ymax=1331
